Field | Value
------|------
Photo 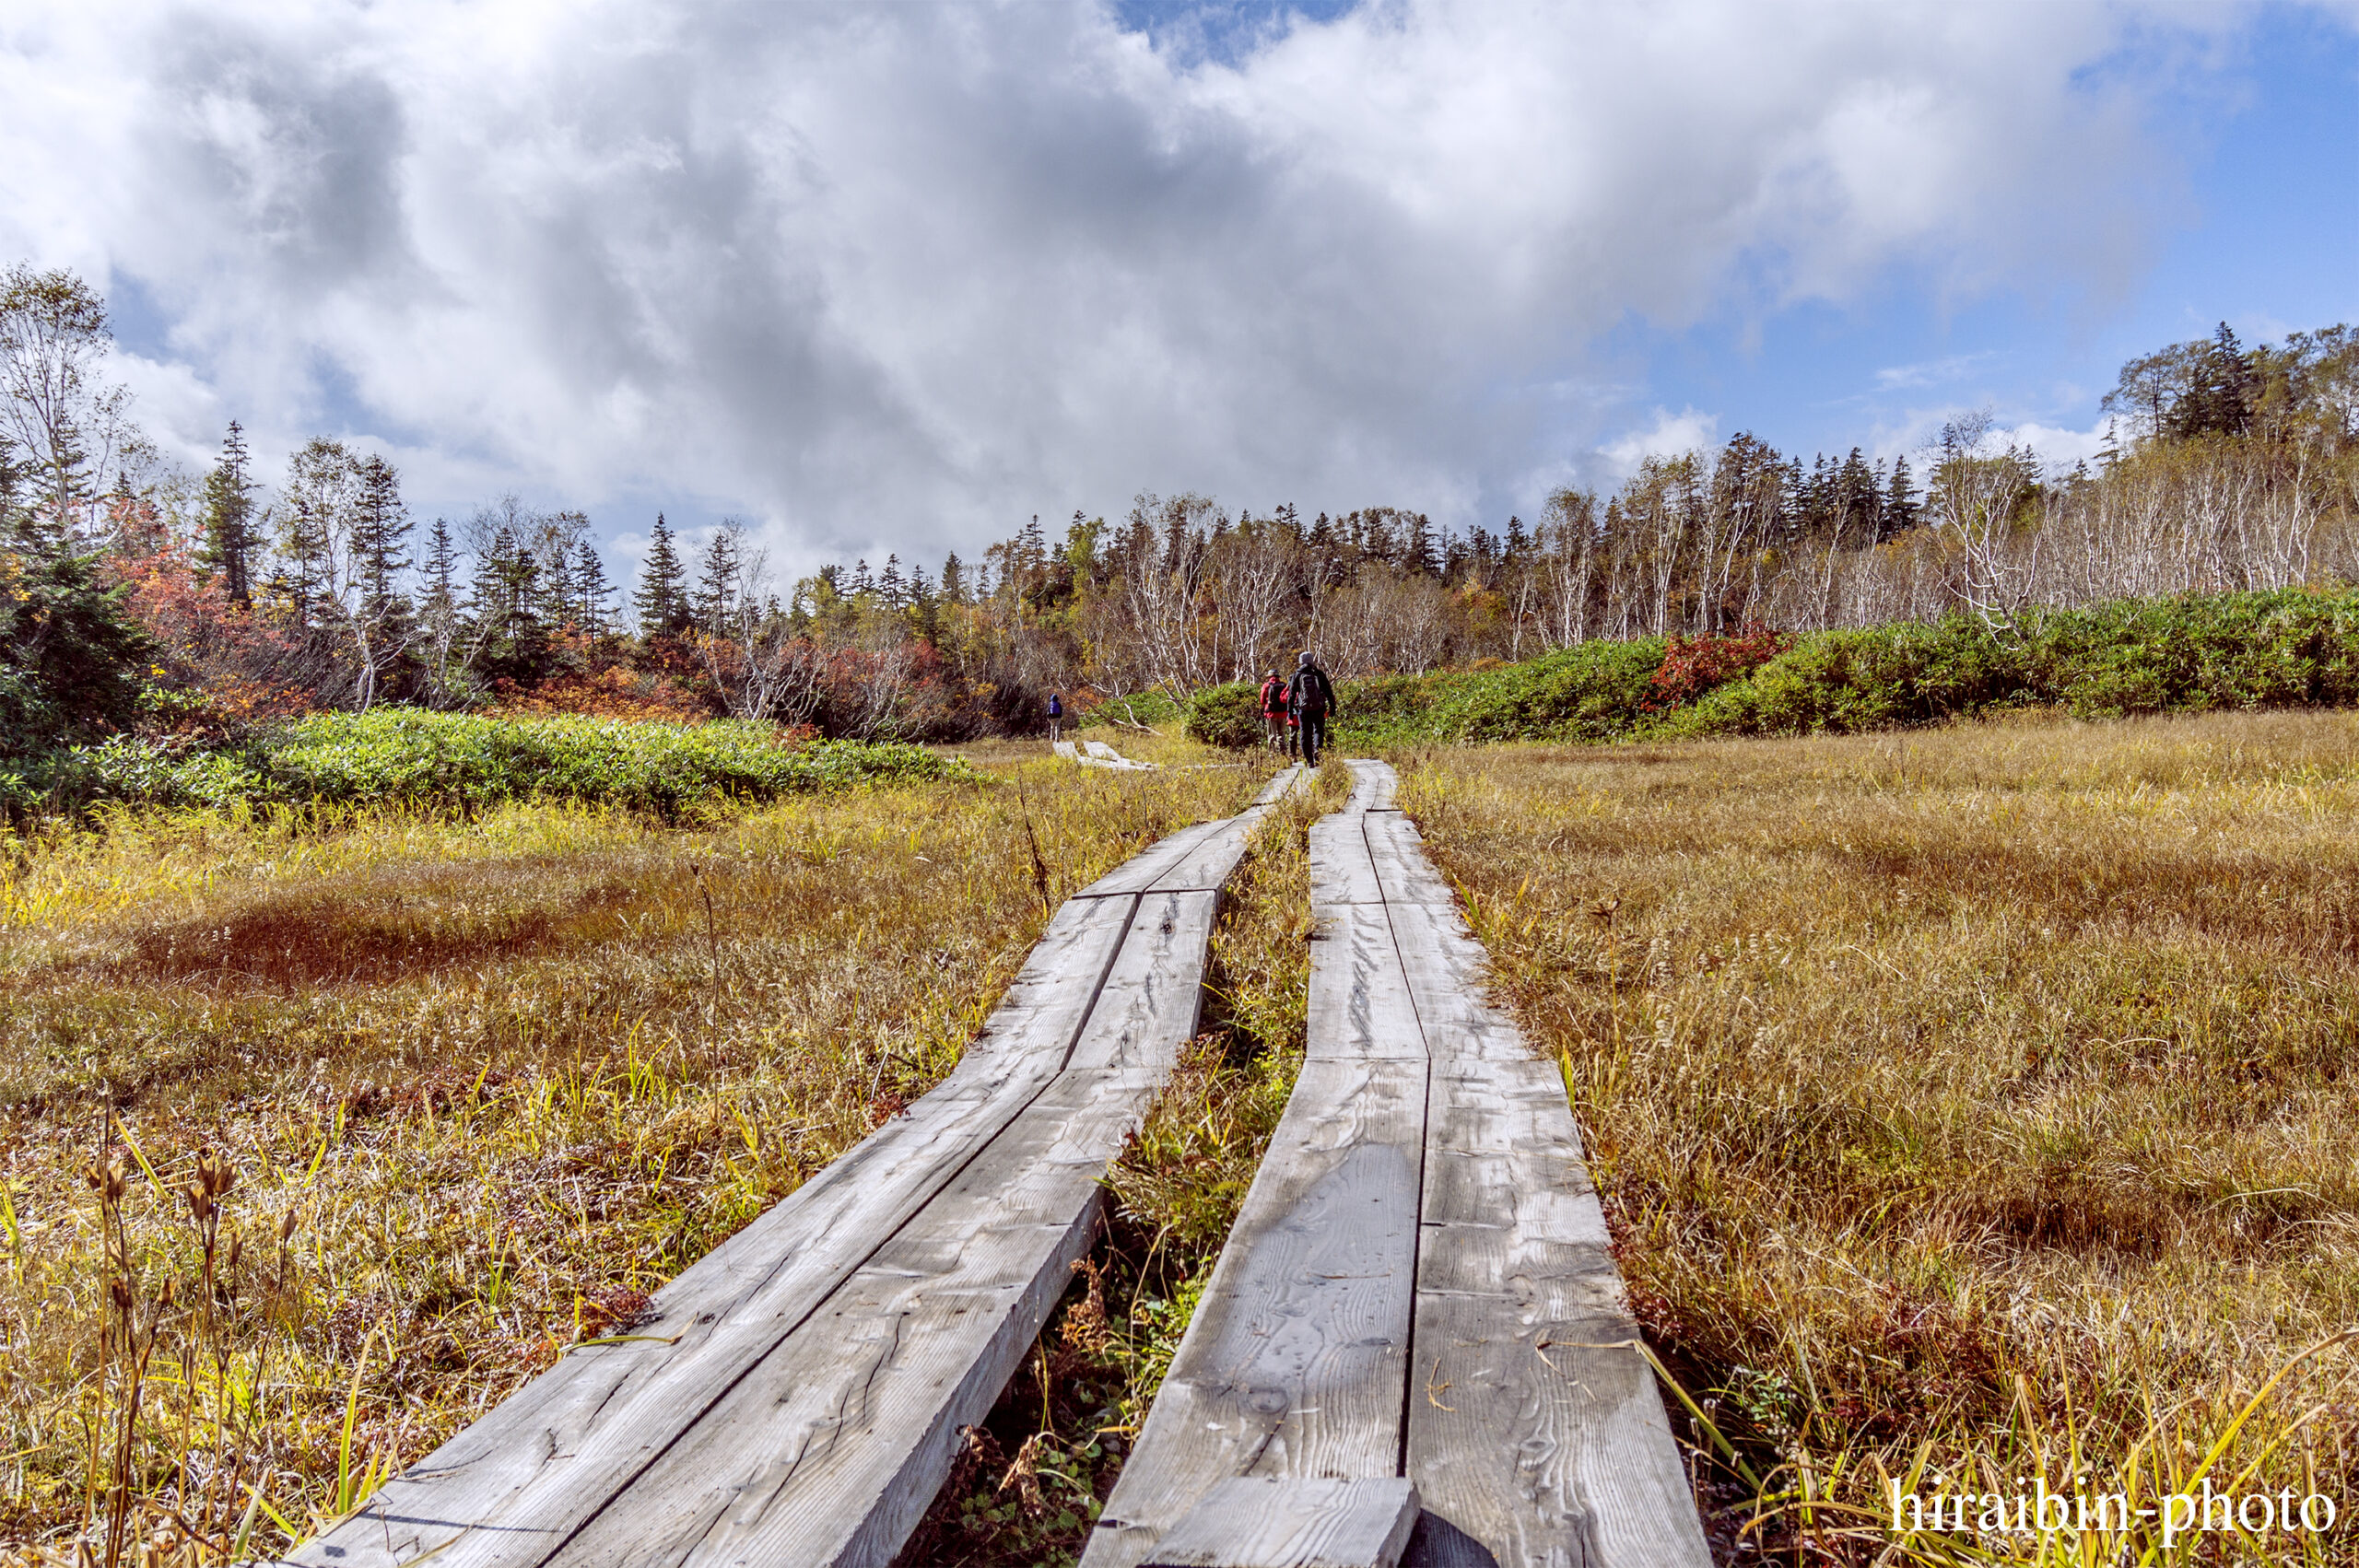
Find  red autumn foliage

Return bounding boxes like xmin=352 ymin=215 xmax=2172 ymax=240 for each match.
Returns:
xmin=1642 ymin=620 xmax=1792 ymax=711
xmin=105 ymin=511 xmax=318 ymax=737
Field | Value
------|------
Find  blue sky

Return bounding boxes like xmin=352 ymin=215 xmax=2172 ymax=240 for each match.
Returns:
xmin=0 ymin=0 xmax=2351 ymax=581
xmin=1585 ymin=4 xmax=2358 ymax=486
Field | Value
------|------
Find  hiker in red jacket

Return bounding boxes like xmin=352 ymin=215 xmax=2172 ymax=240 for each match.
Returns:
xmin=1257 ymin=669 xmax=1289 ymax=753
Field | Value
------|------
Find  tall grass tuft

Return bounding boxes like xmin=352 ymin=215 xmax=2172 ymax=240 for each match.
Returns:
xmin=1402 ymin=709 xmax=2359 ymax=1565
xmin=0 ymin=744 xmax=1262 ymax=1562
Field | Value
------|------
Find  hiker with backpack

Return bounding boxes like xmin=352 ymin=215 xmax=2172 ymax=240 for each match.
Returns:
xmin=1257 ymin=669 xmax=1290 ymax=753
xmin=1046 ymin=691 xmax=1064 ymax=743
xmin=1287 ymin=651 xmax=1337 ymax=767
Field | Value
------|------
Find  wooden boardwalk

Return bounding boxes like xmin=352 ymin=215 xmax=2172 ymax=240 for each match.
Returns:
xmin=283 ymin=767 xmax=1300 ymax=1568
xmin=1084 ymin=761 xmax=1709 ymax=1568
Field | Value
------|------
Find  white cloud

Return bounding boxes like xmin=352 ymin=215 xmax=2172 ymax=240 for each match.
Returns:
xmin=0 ymin=0 xmax=2224 ymax=578
xmin=1872 ymin=352 xmax=2001 ymax=392
xmin=2004 ymin=419 xmax=2116 ymax=472
xmin=1601 ymin=406 xmax=1720 ymax=476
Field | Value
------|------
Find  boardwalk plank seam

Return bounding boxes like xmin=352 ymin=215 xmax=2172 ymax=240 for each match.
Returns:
xmin=1088 ymin=761 xmax=1710 ymax=1568
xmin=288 ymin=767 xmax=1300 ymax=1568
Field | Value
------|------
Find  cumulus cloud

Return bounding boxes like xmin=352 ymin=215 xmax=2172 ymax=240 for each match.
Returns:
xmin=0 ymin=0 xmax=2219 ymax=575
xmin=1601 ymin=406 xmax=1720 ymax=477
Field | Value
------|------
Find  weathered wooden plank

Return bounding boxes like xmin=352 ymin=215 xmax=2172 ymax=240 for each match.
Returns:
xmin=1082 ymin=1058 xmax=1429 ymax=1568
xmin=1250 ymin=765 xmax=1305 ymax=809
xmin=1056 ymin=740 xmax=1082 ymax=759
xmin=1342 ymin=760 xmax=1391 ymax=813
xmin=1405 ymin=1059 xmax=1708 ymax=1568
xmin=1084 ymin=740 xmax=1157 ymax=768
xmin=1309 ymin=813 xmax=1383 ymax=907
xmin=1131 ymin=766 xmax=1297 ymax=895
xmin=286 ymin=895 xmax=1142 ymax=1568
xmin=1145 ymin=1477 xmax=1422 ymax=1568
xmin=552 ymin=1067 xmax=1168 ymax=1568
xmin=1149 ymin=818 xmax=1267 ymax=895
xmin=1360 ymin=812 xmax=1455 ymax=910
xmin=1066 ymin=891 xmax=1222 ymax=1072
xmin=1304 ymin=903 xmax=1423 ymax=1061
xmin=1125 ymin=766 xmax=1298 ymax=900
xmin=1073 ymin=821 xmax=1227 ymax=899
xmin=1379 ymin=902 xmax=1529 ymax=1064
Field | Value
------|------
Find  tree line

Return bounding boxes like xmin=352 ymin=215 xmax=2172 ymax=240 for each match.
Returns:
xmin=4 ymin=256 xmax=2354 ymax=756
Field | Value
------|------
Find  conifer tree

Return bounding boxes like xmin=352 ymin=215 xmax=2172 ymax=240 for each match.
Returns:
xmin=422 ymin=516 xmax=461 ymax=613
xmin=634 ymin=513 xmax=689 ymax=637
xmin=1882 ymin=456 xmax=1919 ymax=540
xmin=198 ymin=421 xmax=259 ymax=606
xmin=694 ymin=526 xmax=742 ymax=633
xmin=577 ymin=544 xmax=616 ymax=634
xmin=350 ymin=454 xmax=413 ymax=623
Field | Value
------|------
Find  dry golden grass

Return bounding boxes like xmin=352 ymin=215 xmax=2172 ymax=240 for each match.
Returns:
xmin=1400 ymin=709 xmax=2359 ymax=1564
xmin=0 ymin=749 xmax=1269 ymax=1563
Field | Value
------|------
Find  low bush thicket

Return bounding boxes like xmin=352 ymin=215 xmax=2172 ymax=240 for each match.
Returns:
xmin=1 ymin=709 xmax=978 ymax=820
xmin=1182 ymin=682 xmax=1265 ymax=748
xmin=1077 ymin=688 xmax=1183 ymax=730
xmin=1230 ymin=588 xmax=2359 ymax=750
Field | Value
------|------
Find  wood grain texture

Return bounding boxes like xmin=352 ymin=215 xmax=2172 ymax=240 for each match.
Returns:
xmin=1309 ymin=813 xmax=1383 ymax=908
xmin=1359 ymin=813 xmax=1455 ymax=910
xmin=1379 ymin=903 xmax=1530 ymax=1065
xmin=1342 ymin=760 xmax=1391 ymax=814
xmin=286 ymin=896 xmax=1142 ymax=1568
xmin=1145 ymin=1477 xmax=1423 ymax=1568
xmin=1402 ymin=1064 xmax=1708 ymax=1568
xmin=1148 ymin=813 xmax=1267 ymax=895
xmin=1081 ymin=1059 xmax=1429 ymax=1568
xmin=1303 ymin=903 xmax=1424 ymax=1062
xmin=1129 ymin=765 xmax=1294 ymax=896
xmin=552 ymin=1068 xmax=1168 ymax=1568
xmin=1250 ymin=766 xmax=1306 ymax=808
xmin=1066 ymin=891 xmax=1221 ymax=1072
xmin=1072 ymin=822 xmax=1227 ymax=898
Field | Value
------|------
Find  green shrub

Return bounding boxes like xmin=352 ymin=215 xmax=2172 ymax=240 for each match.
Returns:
xmin=4 ymin=710 xmax=980 ymax=820
xmin=0 ymin=538 xmax=155 ymax=762
xmin=1079 ymin=689 xmax=1182 ymax=729
xmin=1297 ymin=588 xmax=2359 ymax=749
xmin=1331 ymin=638 xmax=1667 ymax=746
xmin=1651 ymin=590 xmax=2359 ymax=740
xmin=1185 ymin=682 xmax=1266 ymax=749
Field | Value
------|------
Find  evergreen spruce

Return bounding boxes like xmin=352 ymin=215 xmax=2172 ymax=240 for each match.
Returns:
xmin=198 ymin=421 xmax=259 ymax=606
xmin=577 ymin=543 xmax=616 ymax=634
xmin=423 ymin=517 xmax=461 ymax=613
xmin=693 ymin=527 xmax=742 ymax=633
xmin=634 ymin=513 xmax=689 ymax=637
xmin=351 ymin=454 xmax=413 ymax=624
xmin=1883 ymin=456 xmax=1919 ymax=540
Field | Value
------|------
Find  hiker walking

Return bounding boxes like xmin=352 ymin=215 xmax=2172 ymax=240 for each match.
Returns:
xmin=1287 ymin=650 xmax=1337 ymax=767
xmin=1257 ymin=669 xmax=1290 ymax=753
xmin=1046 ymin=691 xmax=1064 ymax=743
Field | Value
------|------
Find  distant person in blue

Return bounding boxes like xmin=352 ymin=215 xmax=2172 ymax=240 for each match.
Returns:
xmin=1287 ymin=651 xmax=1337 ymax=767
xmin=1046 ymin=691 xmax=1064 ymax=743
